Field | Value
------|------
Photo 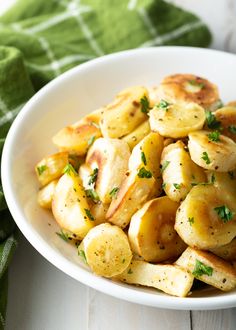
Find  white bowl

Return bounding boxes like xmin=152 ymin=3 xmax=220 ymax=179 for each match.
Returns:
xmin=2 ymin=47 xmax=236 ymax=310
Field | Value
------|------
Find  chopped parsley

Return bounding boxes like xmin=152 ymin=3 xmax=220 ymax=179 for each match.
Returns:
xmin=161 ymin=160 xmax=170 ymax=173
xmin=85 ymin=189 xmax=100 ymax=202
xmin=201 ymin=151 xmax=211 ymax=164
xmin=37 ymin=165 xmax=47 ymax=176
xmin=63 ymin=163 xmax=77 ymax=176
xmin=188 ymin=79 xmax=204 ymax=89
xmin=156 ymin=99 xmax=171 ymax=111
xmin=88 ymin=168 xmax=98 ymax=186
xmin=109 ymin=187 xmax=119 ymax=198
xmin=84 ymin=208 xmax=95 ymax=221
xmin=78 ymin=249 xmax=87 ymax=264
xmin=228 ymin=171 xmax=235 ymax=180
xmin=162 ymin=182 xmax=166 ymax=189
xmin=192 ymin=260 xmax=213 ymax=277
xmin=214 ymin=205 xmax=234 ymax=223
xmin=228 ymin=125 xmax=236 ymax=134
xmin=141 ymin=151 xmax=147 ymax=165
xmin=173 ymin=183 xmax=181 ymax=190
xmin=56 ymin=230 xmax=69 ymax=242
xmin=188 ymin=217 xmax=194 ymax=226
xmin=137 ymin=167 xmax=152 ymax=178
xmin=207 ymin=131 xmax=220 ymax=142
xmin=68 ymin=154 xmax=82 ymax=171
xmin=205 ymin=111 xmax=221 ymax=130
xmin=88 ymin=135 xmax=95 ymax=146
xmin=127 ymin=268 xmax=133 ymax=274
xmin=211 ymin=174 xmax=216 ymax=184
xmin=140 ymin=95 xmax=150 ymax=114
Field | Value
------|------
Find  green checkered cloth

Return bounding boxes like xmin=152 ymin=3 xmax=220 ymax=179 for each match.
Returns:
xmin=0 ymin=0 xmax=211 ymax=328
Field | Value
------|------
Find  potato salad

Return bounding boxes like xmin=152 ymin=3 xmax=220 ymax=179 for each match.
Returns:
xmin=35 ymin=74 xmax=236 ymax=297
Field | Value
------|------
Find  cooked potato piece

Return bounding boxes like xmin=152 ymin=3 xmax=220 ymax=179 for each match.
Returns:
xmin=52 ymin=108 xmax=102 ymax=156
xmin=37 ymin=180 xmax=58 ymax=209
xmin=122 ymin=120 xmax=150 ymax=150
xmin=83 ymin=223 xmax=132 ymax=277
xmin=175 ymin=185 xmax=236 ymax=249
xmin=163 ymin=138 xmax=174 ymax=147
xmin=52 ymin=168 xmax=94 ymax=240
xmin=226 ymin=101 xmax=236 ymax=108
xmin=35 ymin=152 xmax=69 ymax=186
xmin=78 ymin=163 xmax=92 ymax=191
xmin=128 ymin=197 xmax=185 ymax=262
xmin=129 ymin=132 xmax=163 ymax=196
xmin=206 ymin=170 xmax=236 ymax=199
xmin=91 ymin=202 xmax=109 ymax=225
xmin=210 ymin=238 xmax=236 ymax=261
xmin=149 ymin=101 xmax=205 ymax=138
xmin=155 ymin=74 xmax=220 ymax=110
xmin=85 ymin=138 xmax=130 ymax=204
xmin=176 ymin=247 xmax=236 ymax=291
xmin=115 ymin=260 xmax=194 ymax=297
xmin=106 ymin=168 xmax=156 ymax=229
xmin=100 ymin=86 xmax=148 ymax=138
xmin=188 ymin=130 xmax=236 ymax=172
xmin=214 ymin=106 xmax=236 ymax=143
xmin=161 ymin=141 xmax=206 ymax=202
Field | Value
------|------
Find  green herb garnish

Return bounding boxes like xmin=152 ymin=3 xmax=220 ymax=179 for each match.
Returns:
xmin=37 ymin=165 xmax=47 ymax=176
xmin=188 ymin=80 xmax=205 ymax=89
xmin=205 ymin=111 xmax=221 ymax=130
xmin=85 ymin=189 xmax=100 ymax=202
xmin=63 ymin=163 xmax=77 ymax=176
xmin=207 ymin=131 xmax=220 ymax=142
xmin=137 ymin=167 xmax=152 ymax=178
xmin=140 ymin=95 xmax=150 ymax=114
xmin=228 ymin=171 xmax=235 ymax=180
xmin=56 ymin=230 xmax=69 ymax=242
xmin=188 ymin=217 xmax=194 ymax=226
xmin=88 ymin=168 xmax=98 ymax=186
xmin=84 ymin=208 xmax=95 ymax=221
xmin=78 ymin=249 xmax=87 ymax=263
xmin=201 ymin=152 xmax=211 ymax=164
xmin=228 ymin=125 xmax=236 ymax=134
xmin=214 ymin=205 xmax=234 ymax=223
xmin=88 ymin=135 xmax=95 ymax=146
xmin=156 ymin=99 xmax=171 ymax=111
xmin=127 ymin=268 xmax=133 ymax=274
xmin=162 ymin=182 xmax=166 ymax=189
xmin=173 ymin=183 xmax=181 ymax=190
xmin=109 ymin=187 xmax=119 ymax=198
xmin=141 ymin=151 xmax=147 ymax=165
xmin=161 ymin=160 xmax=170 ymax=173
xmin=192 ymin=260 xmax=213 ymax=277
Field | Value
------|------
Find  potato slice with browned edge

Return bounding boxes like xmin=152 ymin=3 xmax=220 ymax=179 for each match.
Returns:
xmin=188 ymin=130 xmax=236 ymax=172
xmin=161 ymin=141 xmax=206 ymax=202
xmin=122 ymin=120 xmax=150 ymax=150
xmin=214 ymin=106 xmax=236 ymax=143
xmin=100 ymin=86 xmax=148 ymax=138
xmin=176 ymin=247 xmax=236 ymax=291
xmin=175 ymin=185 xmax=236 ymax=250
xmin=35 ymin=152 xmax=69 ymax=186
xmin=115 ymin=260 xmax=194 ymax=297
xmin=149 ymin=101 xmax=205 ymax=138
xmin=85 ymin=138 xmax=130 ymax=204
xmin=206 ymin=170 xmax=236 ymax=199
xmin=210 ymin=238 xmax=236 ymax=261
xmin=106 ymin=168 xmax=156 ymax=229
xmin=128 ymin=196 xmax=186 ymax=262
xmin=52 ymin=166 xmax=94 ymax=240
xmin=90 ymin=202 xmax=109 ymax=225
xmin=129 ymin=132 xmax=164 ymax=197
xmin=83 ymin=223 xmax=132 ymax=277
xmin=52 ymin=108 xmax=102 ymax=156
xmin=37 ymin=180 xmax=58 ymax=209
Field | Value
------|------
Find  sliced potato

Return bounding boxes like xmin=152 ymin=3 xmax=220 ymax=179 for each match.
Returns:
xmin=91 ymin=202 xmax=109 ymax=225
xmin=206 ymin=170 xmax=236 ymax=199
xmin=163 ymin=138 xmax=175 ymax=147
xmin=149 ymin=101 xmax=205 ymax=138
xmin=176 ymin=247 xmax=236 ymax=291
xmin=128 ymin=197 xmax=185 ymax=262
xmin=37 ymin=180 xmax=58 ymax=209
xmin=214 ymin=106 xmax=236 ymax=143
xmin=100 ymin=86 xmax=148 ymax=138
xmin=161 ymin=141 xmax=206 ymax=202
xmin=52 ymin=108 xmax=102 ymax=156
xmin=85 ymin=138 xmax=130 ymax=204
xmin=83 ymin=223 xmax=132 ymax=277
xmin=210 ymin=238 xmax=236 ymax=261
xmin=226 ymin=101 xmax=236 ymax=108
xmin=188 ymin=130 xmax=236 ymax=171
xmin=52 ymin=170 xmax=94 ymax=240
xmin=122 ymin=120 xmax=150 ymax=150
xmin=35 ymin=152 xmax=69 ymax=186
xmin=106 ymin=168 xmax=156 ymax=229
xmin=155 ymin=74 xmax=220 ymax=110
xmin=175 ymin=185 xmax=236 ymax=249
xmin=115 ymin=260 xmax=194 ymax=297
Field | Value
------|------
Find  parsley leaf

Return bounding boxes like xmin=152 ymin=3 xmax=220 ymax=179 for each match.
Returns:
xmin=84 ymin=208 xmax=95 ymax=221
xmin=161 ymin=160 xmax=170 ymax=173
xmin=56 ymin=230 xmax=69 ymax=242
xmin=201 ymin=152 xmax=211 ymax=164
xmin=214 ymin=205 xmax=234 ymax=223
xmin=140 ymin=95 xmax=150 ymax=114
xmin=137 ymin=167 xmax=152 ymax=178
xmin=37 ymin=165 xmax=47 ymax=176
xmin=173 ymin=183 xmax=181 ymax=190
xmin=88 ymin=135 xmax=95 ymax=146
xmin=88 ymin=168 xmax=98 ymax=186
xmin=188 ymin=80 xmax=205 ymax=89
xmin=228 ymin=125 xmax=236 ymax=134
xmin=205 ymin=111 xmax=221 ymax=130
xmin=156 ymin=99 xmax=171 ymax=111
xmin=192 ymin=260 xmax=213 ymax=277
xmin=162 ymin=182 xmax=166 ymax=189
xmin=188 ymin=217 xmax=194 ymax=226
xmin=63 ymin=163 xmax=77 ymax=176
xmin=109 ymin=187 xmax=119 ymax=198
xmin=207 ymin=131 xmax=220 ymax=142
xmin=85 ymin=189 xmax=100 ymax=202
xmin=78 ymin=249 xmax=87 ymax=264
xmin=211 ymin=174 xmax=216 ymax=184
xmin=127 ymin=268 xmax=133 ymax=274
xmin=141 ymin=151 xmax=147 ymax=165
xmin=228 ymin=171 xmax=235 ymax=180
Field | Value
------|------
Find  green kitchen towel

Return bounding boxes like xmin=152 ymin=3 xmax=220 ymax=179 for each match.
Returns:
xmin=0 ymin=0 xmax=211 ymax=328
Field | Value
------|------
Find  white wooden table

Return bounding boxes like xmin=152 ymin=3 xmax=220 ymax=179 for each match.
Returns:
xmin=4 ymin=1 xmax=236 ymax=329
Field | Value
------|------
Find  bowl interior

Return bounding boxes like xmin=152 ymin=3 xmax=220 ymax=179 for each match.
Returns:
xmin=2 ymin=47 xmax=236 ymax=310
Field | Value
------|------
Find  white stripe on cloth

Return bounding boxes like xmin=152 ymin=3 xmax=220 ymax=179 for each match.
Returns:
xmin=139 ymin=21 xmax=204 ymax=47
xmin=0 ymin=102 xmax=25 ymax=127
xmin=0 ymin=96 xmax=9 ymax=115
xmin=25 ymin=53 xmax=95 ymax=72
xmin=0 ymin=235 xmax=17 ymax=275
xmin=137 ymin=7 xmax=157 ymax=38
xmin=38 ymin=37 xmax=61 ymax=77
xmin=0 ymin=312 xmax=5 ymax=328
xmin=127 ymin=0 xmax=138 ymax=10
